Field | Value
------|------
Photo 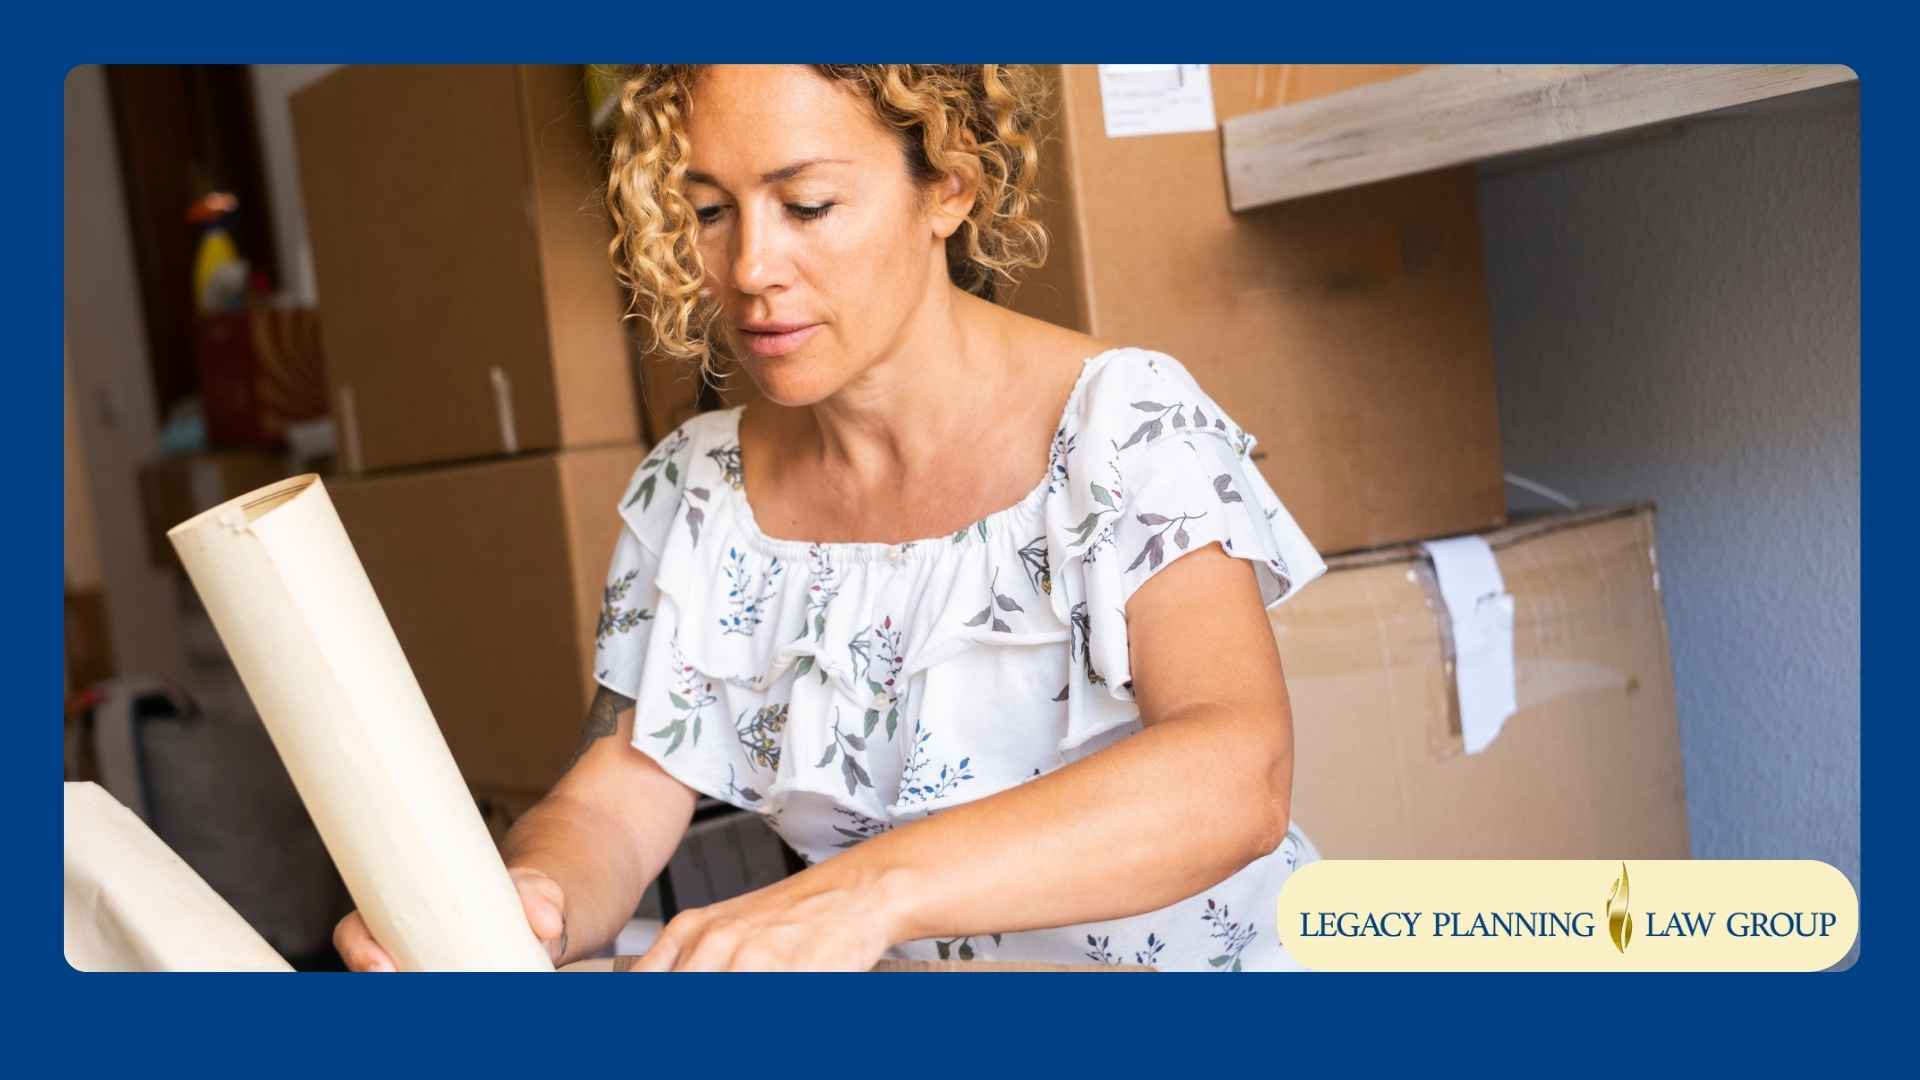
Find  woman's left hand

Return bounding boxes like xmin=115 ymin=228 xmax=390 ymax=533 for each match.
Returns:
xmin=627 ymin=867 xmax=903 ymax=971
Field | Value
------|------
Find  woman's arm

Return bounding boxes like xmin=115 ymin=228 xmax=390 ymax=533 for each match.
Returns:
xmin=499 ymin=688 xmax=700 ymax=965
xmin=631 ymin=541 xmax=1294 ymax=971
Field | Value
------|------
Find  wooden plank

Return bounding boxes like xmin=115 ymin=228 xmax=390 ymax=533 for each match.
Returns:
xmin=1223 ymin=64 xmax=1857 ymax=210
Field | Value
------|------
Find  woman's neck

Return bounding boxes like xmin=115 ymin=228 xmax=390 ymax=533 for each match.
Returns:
xmin=799 ymin=288 xmax=1014 ymax=493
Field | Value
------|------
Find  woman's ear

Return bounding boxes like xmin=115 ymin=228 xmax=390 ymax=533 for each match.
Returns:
xmin=928 ymin=165 xmax=979 ymax=241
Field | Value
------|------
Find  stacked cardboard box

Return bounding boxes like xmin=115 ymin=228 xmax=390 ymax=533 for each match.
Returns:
xmin=1275 ymin=504 xmax=1690 ymax=858
xmin=293 ymin=65 xmax=650 ymax=803
xmin=292 ymin=64 xmax=642 ymax=473
xmin=1013 ymin=64 xmax=1504 ymax=555
xmin=329 ymin=446 xmax=643 ymax=795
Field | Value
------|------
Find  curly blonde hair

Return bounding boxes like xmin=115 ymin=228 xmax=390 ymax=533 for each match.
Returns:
xmin=604 ymin=64 xmax=1051 ymax=379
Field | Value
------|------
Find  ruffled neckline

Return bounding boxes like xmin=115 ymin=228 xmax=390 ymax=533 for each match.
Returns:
xmin=719 ymin=347 xmax=1123 ymax=562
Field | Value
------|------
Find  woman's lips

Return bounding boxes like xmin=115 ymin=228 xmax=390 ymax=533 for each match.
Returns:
xmin=739 ymin=323 xmax=822 ymax=358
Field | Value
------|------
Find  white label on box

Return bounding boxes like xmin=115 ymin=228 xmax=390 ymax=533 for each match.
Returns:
xmin=1096 ymin=64 xmax=1217 ymax=138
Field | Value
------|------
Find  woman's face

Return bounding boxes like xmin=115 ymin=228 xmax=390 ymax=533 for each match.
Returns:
xmin=683 ymin=65 xmax=966 ymax=406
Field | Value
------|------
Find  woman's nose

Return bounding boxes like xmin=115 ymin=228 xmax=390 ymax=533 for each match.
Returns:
xmin=730 ymin=207 xmax=792 ymax=295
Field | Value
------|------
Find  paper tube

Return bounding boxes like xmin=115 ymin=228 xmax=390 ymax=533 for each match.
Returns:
xmin=168 ymin=475 xmax=552 ymax=971
xmin=65 ymin=781 xmax=293 ymax=972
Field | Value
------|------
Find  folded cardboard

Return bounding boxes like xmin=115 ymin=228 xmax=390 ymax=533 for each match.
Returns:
xmin=293 ymin=65 xmax=640 ymax=472
xmin=137 ymin=451 xmax=291 ymax=569
xmin=1014 ymin=64 xmax=1504 ymax=555
xmin=331 ymin=445 xmax=644 ymax=793
xmin=1274 ymin=504 xmax=1690 ymax=858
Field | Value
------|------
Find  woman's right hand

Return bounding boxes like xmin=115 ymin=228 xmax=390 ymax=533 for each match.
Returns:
xmin=332 ymin=866 xmax=571 ymax=971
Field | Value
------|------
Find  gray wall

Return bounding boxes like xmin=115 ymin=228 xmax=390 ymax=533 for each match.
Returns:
xmin=1477 ymin=87 xmax=1860 ymax=894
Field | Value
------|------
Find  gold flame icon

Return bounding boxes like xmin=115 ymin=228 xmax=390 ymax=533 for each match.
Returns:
xmin=1606 ymin=863 xmax=1634 ymax=953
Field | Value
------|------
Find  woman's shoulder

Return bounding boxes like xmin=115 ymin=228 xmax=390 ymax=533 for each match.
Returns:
xmin=1069 ymin=346 xmax=1242 ymax=447
xmin=615 ymin=407 xmax=740 ymax=549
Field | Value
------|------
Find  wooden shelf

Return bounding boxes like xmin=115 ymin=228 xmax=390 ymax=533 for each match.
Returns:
xmin=1222 ymin=64 xmax=1857 ymax=210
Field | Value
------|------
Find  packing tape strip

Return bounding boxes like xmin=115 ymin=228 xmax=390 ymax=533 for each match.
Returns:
xmin=490 ymin=366 xmax=519 ymax=455
xmin=1418 ymin=535 xmax=1517 ymax=755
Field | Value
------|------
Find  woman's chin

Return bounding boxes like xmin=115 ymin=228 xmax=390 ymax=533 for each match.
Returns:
xmin=734 ymin=353 xmax=841 ymax=409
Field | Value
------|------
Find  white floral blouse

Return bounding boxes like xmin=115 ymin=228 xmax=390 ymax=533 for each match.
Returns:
xmin=593 ymin=347 xmax=1329 ymax=971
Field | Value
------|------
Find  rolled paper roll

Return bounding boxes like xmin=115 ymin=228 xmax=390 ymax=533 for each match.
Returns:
xmin=65 ymin=782 xmax=293 ymax=972
xmin=168 ymin=475 xmax=552 ymax=971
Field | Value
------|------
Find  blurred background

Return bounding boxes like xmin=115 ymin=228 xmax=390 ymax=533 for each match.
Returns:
xmin=63 ymin=65 xmax=1860 ymax=968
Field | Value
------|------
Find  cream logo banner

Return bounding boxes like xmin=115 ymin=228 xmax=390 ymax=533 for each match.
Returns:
xmin=1276 ymin=861 xmax=1857 ymax=971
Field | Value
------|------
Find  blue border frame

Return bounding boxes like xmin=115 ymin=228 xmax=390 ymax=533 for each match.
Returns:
xmin=16 ymin=0 xmax=1901 ymax=1065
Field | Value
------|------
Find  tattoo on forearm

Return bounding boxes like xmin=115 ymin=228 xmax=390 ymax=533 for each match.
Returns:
xmin=573 ymin=687 xmax=635 ymax=765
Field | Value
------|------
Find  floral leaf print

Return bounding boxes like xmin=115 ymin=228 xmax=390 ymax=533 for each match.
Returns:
xmin=934 ymin=935 xmax=999 ymax=962
xmin=822 ymin=710 xmax=874 ymax=797
xmin=896 ymin=726 xmax=974 ymax=806
xmin=1069 ymin=465 xmax=1126 ymax=556
xmin=706 ymin=443 xmax=744 ymax=490
xmin=1212 ymin=473 xmax=1244 ymax=504
xmin=735 ymin=703 xmax=788 ymax=772
xmin=685 ymin=486 xmax=711 ymax=547
xmin=1278 ymin=824 xmax=1305 ymax=870
xmin=722 ymin=764 xmax=761 ymax=805
xmin=1068 ymin=601 xmax=1107 ymax=687
xmin=595 ymin=569 xmax=654 ymax=642
xmin=1084 ymin=934 xmax=1119 ymax=965
xmin=961 ymin=569 xmax=1021 ymax=633
xmin=1045 ymin=425 xmax=1076 ymax=495
xmin=794 ymin=544 xmax=840 ymax=644
xmin=1017 ymin=536 xmax=1052 ymax=596
xmin=1116 ymin=417 xmax=1163 ymax=451
xmin=624 ymin=430 xmax=688 ymax=511
xmin=717 ymin=547 xmax=784 ymax=637
xmin=1134 ymin=932 xmax=1166 ymax=967
xmin=949 ymin=518 xmax=990 ymax=546
xmin=848 ymin=618 xmax=906 ymax=739
xmin=1201 ymin=898 xmax=1257 ymax=972
xmin=830 ymin=807 xmax=891 ymax=849
xmin=651 ymin=642 xmax=714 ymax=757
xmin=1126 ymin=511 xmax=1206 ymax=573
xmin=1116 ymin=399 xmax=1199 ymax=452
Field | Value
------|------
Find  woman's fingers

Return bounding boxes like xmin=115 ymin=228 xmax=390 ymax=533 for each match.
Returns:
xmin=332 ymin=911 xmax=395 ymax=972
xmin=628 ymin=931 xmax=681 ymax=972
xmin=510 ymin=869 xmax=568 ymax=961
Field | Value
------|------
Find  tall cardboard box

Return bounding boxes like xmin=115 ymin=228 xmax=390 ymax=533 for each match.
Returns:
xmin=293 ymin=65 xmax=641 ymax=472
xmin=330 ymin=445 xmax=645 ymax=794
xmin=1274 ymin=505 xmax=1690 ymax=858
xmin=1014 ymin=65 xmax=1504 ymax=555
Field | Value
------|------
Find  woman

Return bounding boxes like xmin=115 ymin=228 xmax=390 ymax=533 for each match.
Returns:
xmin=336 ymin=63 xmax=1327 ymax=972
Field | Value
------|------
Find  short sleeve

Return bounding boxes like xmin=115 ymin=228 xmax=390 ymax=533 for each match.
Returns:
xmin=592 ymin=423 xmax=698 ymax=699
xmin=1054 ymin=350 xmax=1327 ymax=713
xmin=591 ymin=523 xmax=662 ymax=700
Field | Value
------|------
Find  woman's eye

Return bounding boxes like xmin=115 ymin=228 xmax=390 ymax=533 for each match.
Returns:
xmin=694 ymin=205 xmax=727 ymax=225
xmin=788 ymin=202 xmax=835 ymax=222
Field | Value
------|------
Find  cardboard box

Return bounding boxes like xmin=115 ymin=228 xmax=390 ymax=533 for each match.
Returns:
xmin=331 ymin=445 xmax=645 ymax=792
xmin=1013 ymin=64 xmax=1504 ymax=554
xmin=1274 ymin=504 xmax=1690 ymax=858
xmin=137 ymin=451 xmax=291 ymax=569
xmin=293 ymin=65 xmax=640 ymax=472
